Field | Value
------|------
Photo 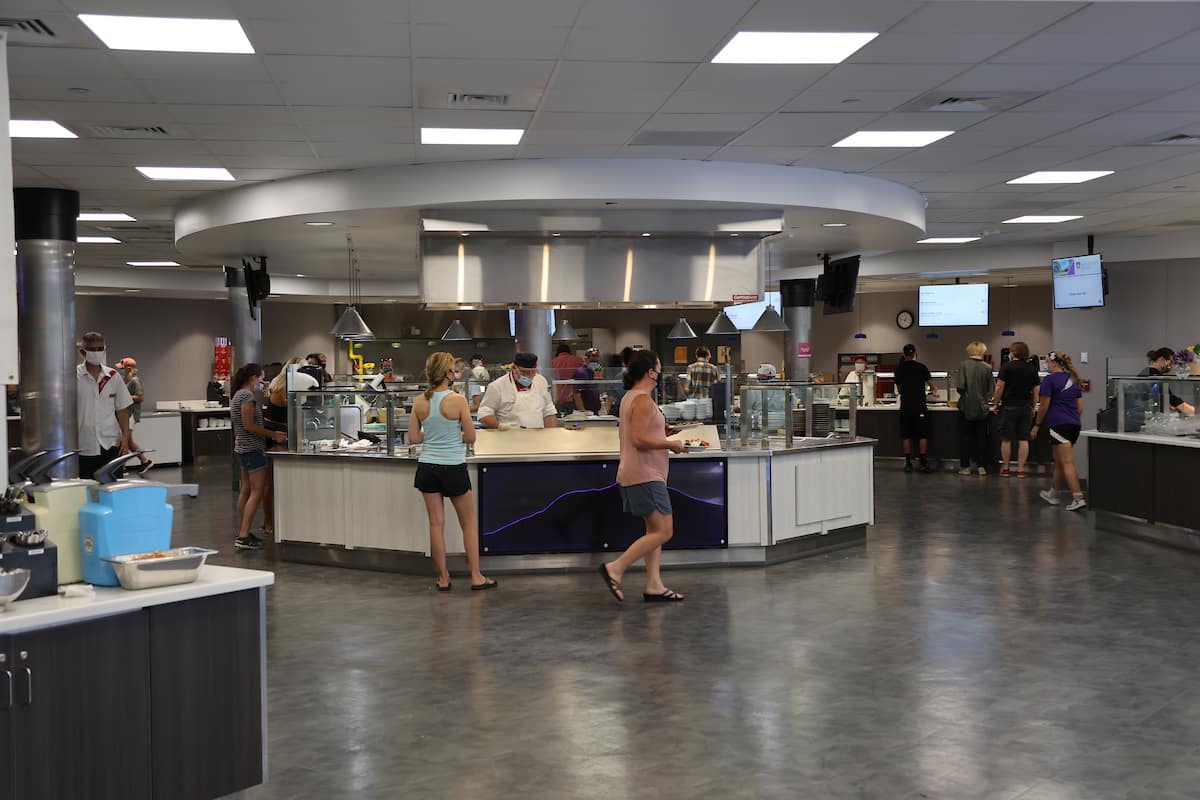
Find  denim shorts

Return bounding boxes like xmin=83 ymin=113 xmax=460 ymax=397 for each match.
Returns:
xmin=236 ymin=448 xmax=268 ymax=474
xmin=619 ymin=481 xmax=672 ymax=517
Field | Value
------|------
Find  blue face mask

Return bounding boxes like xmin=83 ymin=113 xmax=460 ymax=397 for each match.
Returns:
xmin=587 ymin=362 xmax=601 ymax=372
xmin=516 ymin=375 xmax=533 ymax=388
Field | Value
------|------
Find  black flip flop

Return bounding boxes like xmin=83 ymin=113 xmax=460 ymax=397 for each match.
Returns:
xmin=599 ymin=564 xmax=623 ymax=602
xmin=643 ymin=589 xmax=685 ymax=602
xmin=436 ymin=582 xmax=452 ymax=592
xmin=470 ymin=578 xmax=498 ymax=591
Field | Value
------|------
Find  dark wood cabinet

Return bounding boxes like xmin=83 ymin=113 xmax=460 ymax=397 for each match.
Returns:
xmin=149 ymin=590 xmax=263 ymax=800
xmin=0 ymin=642 xmax=13 ymax=800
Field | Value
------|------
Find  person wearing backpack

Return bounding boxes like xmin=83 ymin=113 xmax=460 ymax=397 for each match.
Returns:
xmin=956 ymin=341 xmax=995 ymax=476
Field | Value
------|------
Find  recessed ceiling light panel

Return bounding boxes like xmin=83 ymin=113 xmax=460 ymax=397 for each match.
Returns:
xmin=1006 ymin=171 xmax=1113 ymax=185
xmin=712 ymin=31 xmax=878 ymax=64
xmin=78 ymin=236 xmax=121 ymax=244
xmin=136 ymin=166 xmax=235 ymax=181
xmin=1001 ymin=215 xmax=1082 ymax=224
xmin=127 ymin=260 xmax=180 ymax=266
xmin=833 ymin=130 xmax=955 ymax=148
xmin=78 ymin=212 xmax=135 ymax=222
xmin=78 ymin=14 xmax=255 ymax=54
xmin=10 ymin=120 xmax=76 ymax=139
xmin=918 ymin=236 xmax=980 ymax=244
xmin=304 ymin=221 xmax=335 ymax=227
xmin=822 ymin=223 xmax=848 ymax=228
xmin=420 ymin=127 xmax=524 ymax=145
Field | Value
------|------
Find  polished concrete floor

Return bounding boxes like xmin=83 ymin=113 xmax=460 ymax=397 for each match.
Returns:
xmin=164 ymin=462 xmax=1200 ymax=800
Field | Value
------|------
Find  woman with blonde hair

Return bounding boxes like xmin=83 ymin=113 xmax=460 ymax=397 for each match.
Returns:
xmin=408 ymin=352 xmax=495 ymax=591
xmin=956 ymin=341 xmax=995 ymax=476
xmin=116 ymin=357 xmax=153 ymax=474
xmin=1032 ymin=350 xmax=1086 ymax=511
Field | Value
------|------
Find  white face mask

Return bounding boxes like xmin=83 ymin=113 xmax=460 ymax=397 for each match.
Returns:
xmin=84 ymin=349 xmax=105 ymax=366
xmin=854 ymin=363 xmax=866 ymax=372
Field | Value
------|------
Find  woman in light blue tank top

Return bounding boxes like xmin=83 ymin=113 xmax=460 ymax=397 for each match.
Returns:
xmin=408 ymin=352 xmax=495 ymax=592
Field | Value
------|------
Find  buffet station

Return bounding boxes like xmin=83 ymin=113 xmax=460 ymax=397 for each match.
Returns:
xmin=0 ymin=451 xmax=271 ymax=800
xmin=270 ymin=387 xmax=875 ymax=574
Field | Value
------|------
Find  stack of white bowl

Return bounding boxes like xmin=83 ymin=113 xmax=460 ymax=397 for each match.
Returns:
xmin=680 ymin=400 xmax=697 ymax=421
xmin=661 ymin=404 xmax=682 ymax=423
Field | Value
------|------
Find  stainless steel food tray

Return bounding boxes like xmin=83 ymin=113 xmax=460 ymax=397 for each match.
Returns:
xmin=103 ymin=547 xmax=218 ymax=590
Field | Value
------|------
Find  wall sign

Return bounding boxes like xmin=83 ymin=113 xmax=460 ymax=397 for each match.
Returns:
xmin=731 ymin=294 xmax=760 ymax=303
xmin=796 ymin=342 xmax=812 ymax=358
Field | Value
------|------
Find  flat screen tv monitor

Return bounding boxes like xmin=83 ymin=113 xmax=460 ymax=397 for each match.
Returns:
xmin=1052 ymin=253 xmax=1105 ymax=309
xmin=820 ymin=255 xmax=860 ymax=315
xmin=723 ymin=291 xmax=781 ymax=330
xmin=918 ymin=284 xmax=989 ymax=327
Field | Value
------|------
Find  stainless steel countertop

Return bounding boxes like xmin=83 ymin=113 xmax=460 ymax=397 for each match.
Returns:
xmin=268 ymin=436 xmax=876 ymax=464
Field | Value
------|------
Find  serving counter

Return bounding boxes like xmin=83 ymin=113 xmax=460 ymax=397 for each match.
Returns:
xmin=270 ymin=426 xmax=875 ymax=574
xmin=855 ymin=404 xmax=1053 ymax=469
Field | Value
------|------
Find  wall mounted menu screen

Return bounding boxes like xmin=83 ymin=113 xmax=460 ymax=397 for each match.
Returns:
xmin=1052 ymin=253 xmax=1105 ymax=309
xmin=918 ymin=284 xmax=989 ymax=326
xmin=477 ymin=459 xmax=727 ymax=555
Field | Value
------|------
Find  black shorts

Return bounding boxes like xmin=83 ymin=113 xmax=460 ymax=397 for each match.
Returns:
xmin=899 ymin=409 xmax=929 ymax=441
xmin=997 ymin=406 xmax=1032 ymax=440
xmin=1048 ymin=424 xmax=1081 ymax=446
xmin=414 ymin=463 xmax=472 ymax=497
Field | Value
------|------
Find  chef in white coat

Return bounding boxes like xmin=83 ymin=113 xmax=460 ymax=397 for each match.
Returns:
xmin=477 ymin=352 xmax=558 ymax=430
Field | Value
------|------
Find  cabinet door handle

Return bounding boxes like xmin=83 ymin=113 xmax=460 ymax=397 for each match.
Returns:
xmin=0 ymin=670 xmax=10 ymax=710
xmin=19 ymin=667 xmax=31 ymax=706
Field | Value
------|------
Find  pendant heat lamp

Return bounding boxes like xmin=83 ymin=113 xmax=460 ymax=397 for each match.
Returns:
xmin=852 ymin=290 xmax=866 ymax=339
xmin=705 ymin=309 xmax=739 ymax=335
xmin=750 ymin=304 xmax=788 ymax=333
xmin=441 ymin=319 xmax=473 ymax=341
xmin=667 ymin=316 xmax=698 ymax=340
xmin=330 ymin=233 xmax=375 ymax=340
xmin=1001 ymin=278 xmax=1016 ymax=337
xmin=551 ymin=317 xmax=579 ymax=341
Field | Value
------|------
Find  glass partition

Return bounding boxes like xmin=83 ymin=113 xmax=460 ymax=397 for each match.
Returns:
xmin=1102 ymin=376 xmax=1200 ymax=435
xmin=289 ymin=387 xmax=425 ymax=456
xmin=734 ymin=381 xmax=858 ymax=448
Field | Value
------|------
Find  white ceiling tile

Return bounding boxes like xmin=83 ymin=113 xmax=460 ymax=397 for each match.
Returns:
xmin=7 ymin=46 xmax=123 ymax=79
xmin=889 ymin=1 xmax=1082 ymax=35
xmin=907 ymin=173 xmax=1017 ymax=192
xmin=850 ymin=33 xmax=1025 ymax=65
xmin=112 ymin=53 xmax=271 ymax=83
xmin=781 ymin=89 xmax=921 ymax=113
xmin=808 ymin=63 xmax=971 ymax=93
xmin=740 ymin=0 xmax=923 ymax=31
xmin=709 ymin=146 xmax=820 ymax=164
xmin=1133 ymin=30 xmax=1200 ymax=64
xmin=1043 ymin=2 xmax=1200 ymax=35
xmin=872 ymin=145 xmax=1011 ymax=173
xmin=992 ymin=32 xmax=1182 ymax=65
xmin=543 ymin=62 xmax=692 ymax=113
xmin=413 ymin=23 xmax=570 ymax=59
xmin=217 ymin=154 xmax=323 ymax=170
xmin=616 ymin=145 xmax=720 ymax=160
xmin=531 ymin=112 xmax=651 ymax=133
xmin=278 ymin=77 xmax=411 ymax=108
xmin=521 ymin=128 xmax=634 ymax=146
xmin=659 ymin=64 xmax=829 ymax=113
xmin=411 ymin=145 xmax=517 ymax=162
xmin=644 ymin=113 xmax=767 ymax=132
xmin=142 ymin=81 xmax=284 ymax=106
xmin=967 ymin=146 xmax=1105 ymax=173
xmin=412 ymin=58 xmax=553 ymax=110
xmin=182 ymin=123 xmax=308 ymax=141
xmin=793 ymin=149 xmax=909 ymax=172
xmin=1016 ymin=89 xmax=1172 ymax=114
xmin=12 ymin=164 xmax=62 ymax=187
xmin=566 ymin=0 xmax=755 ymax=62
xmin=165 ymin=105 xmax=294 ymax=125
xmin=202 ymin=140 xmax=315 ymax=157
xmin=228 ymin=168 xmax=313 ymax=181
xmin=864 ymin=111 xmax=994 ymax=131
xmin=59 ymin=0 xmax=238 ymax=13
xmin=1054 ymin=146 xmax=1185 ymax=171
xmin=1037 ymin=113 xmax=1200 ymax=148
xmin=411 ymin=0 xmax=577 ymax=25
xmin=11 ymin=77 xmax=152 ymax=104
xmin=415 ymin=109 xmax=533 ymax=130
xmin=731 ymin=113 xmax=881 ymax=147
xmin=517 ymin=144 xmax=621 ymax=158
xmin=1133 ymin=86 xmax=1200 ymax=113
xmin=240 ymin=0 xmax=409 ymax=22
xmin=937 ymin=63 xmax=1102 ymax=93
xmin=93 ymin=139 xmax=210 ymax=157
xmin=942 ymin=112 xmax=1106 ymax=148
xmin=242 ymin=19 xmax=410 ymax=57
xmin=28 ymin=101 xmax=169 ymax=125
xmin=292 ymin=108 xmax=414 ymax=142
xmin=39 ymin=165 xmax=185 ymax=189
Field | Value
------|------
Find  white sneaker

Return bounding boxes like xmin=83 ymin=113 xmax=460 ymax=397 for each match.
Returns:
xmin=1065 ymin=497 xmax=1087 ymax=512
xmin=958 ymin=467 xmax=972 ymax=476
xmin=1040 ymin=489 xmax=1061 ymax=506
xmin=977 ymin=467 xmax=988 ymax=476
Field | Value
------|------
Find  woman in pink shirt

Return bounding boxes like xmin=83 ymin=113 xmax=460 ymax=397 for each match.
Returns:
xmin=599 ymin=350 xmax=687 ymax=602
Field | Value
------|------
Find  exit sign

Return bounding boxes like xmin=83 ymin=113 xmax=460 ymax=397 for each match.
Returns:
xmin=731 ymin=294 xmax=760 ymax=303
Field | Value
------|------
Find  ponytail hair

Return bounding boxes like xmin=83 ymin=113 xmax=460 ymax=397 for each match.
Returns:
xmin=424 ymin=352 xmax=456 ymax=400
xmin=232 ymin=363 xmax=263 ymax=391
xmin=1049 ymin=350 xmax=1081 ymax=384
xmin=1148 ymin=347 xmax=1173 ymax=363
xmin=623 ymin=349 xmax=659 ymax=390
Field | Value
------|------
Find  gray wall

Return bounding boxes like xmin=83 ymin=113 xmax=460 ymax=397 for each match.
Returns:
xmin=811 ymin=285 xmax=1054 ymax=378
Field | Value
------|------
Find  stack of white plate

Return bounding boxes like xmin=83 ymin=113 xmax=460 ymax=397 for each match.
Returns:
xmin=662 ymin=404 xmax=682 ymax=422
xmin=698 ymin=399 xmax=714 ymax=420
xmin=680 ymin=401 xmax=697 ymax=421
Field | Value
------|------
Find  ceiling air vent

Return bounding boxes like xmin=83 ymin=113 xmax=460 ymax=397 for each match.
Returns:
xmin=447 ymin=93 xmax=510 ymax=109
xmin=898 ymin=92 xmax=1041 ymax=114
xmin=1153 ymin=133 xmax=1200 ymax=146
xmin=0 ymin=18 xmax=55 ymax=42
xmin=86 ymin=124 xmax=178 ymax=139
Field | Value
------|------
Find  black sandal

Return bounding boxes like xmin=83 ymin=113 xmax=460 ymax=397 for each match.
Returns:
xmin=436 ymin=581 xmax=452 ymax=592
xmin=470 ymin=578 xmax=498 ymax=591
xmin=599 ymin=564 xmax=623 ymax=602
xmin=643 ymin=589 xmax=685 ymax=602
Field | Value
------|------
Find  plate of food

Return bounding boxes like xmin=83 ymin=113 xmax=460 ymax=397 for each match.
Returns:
xmin=683 ymin=438 xmax=712 ymax=450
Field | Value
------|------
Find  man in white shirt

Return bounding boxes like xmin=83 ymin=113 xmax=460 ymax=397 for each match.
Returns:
xmin=477 ymin=352 xmax=557 ymax=429
xmin=76 ymin=331 xmax=133 ymax=479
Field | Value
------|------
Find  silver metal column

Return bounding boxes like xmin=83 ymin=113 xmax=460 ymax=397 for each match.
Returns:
xmin=226 ymin=267 xmax=262 ymax=366
xmin=513 ymin=309 xmax=553 ymax=373
xmin=15 ymin=188 xmax=79 ymax=475
xmin=781 ymin=279 xmax=816 ymax=381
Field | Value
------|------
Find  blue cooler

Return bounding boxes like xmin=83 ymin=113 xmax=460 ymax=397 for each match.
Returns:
xmin=80 ymin=482 xmax=174 ymax=586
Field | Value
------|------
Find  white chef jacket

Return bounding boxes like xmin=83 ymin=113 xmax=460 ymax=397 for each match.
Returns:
xmin=77 ymin=363 xmax=133 ymax=456
xmin=477 ymin=372 xmax=556 ymax=429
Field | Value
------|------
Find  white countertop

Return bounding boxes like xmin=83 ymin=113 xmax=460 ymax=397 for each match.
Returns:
xmin=1082 ymin=430 xmax=1200 ymax=449
xmin=0 ymin=565 xmax=274 ymax=635
xmin=856 ymin=404 xmax=958 ymax=412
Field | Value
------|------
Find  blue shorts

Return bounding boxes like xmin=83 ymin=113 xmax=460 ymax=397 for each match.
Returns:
xmin=236 ymin=449 xmax=268 ymax=474
xmin=619 ymin=481 xmax=672 ymax=517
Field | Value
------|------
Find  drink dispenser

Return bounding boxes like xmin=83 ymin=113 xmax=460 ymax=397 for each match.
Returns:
xmin=79 ymin=454 xmax=173 ymax=586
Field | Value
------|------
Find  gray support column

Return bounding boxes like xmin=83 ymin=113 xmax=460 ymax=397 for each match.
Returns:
xmin=781 ymin=279 xmax=816 ymax=381
xmin=513 ymin=309 xmax=553 ymax=374
xmin=0 ymin=31 xmax=16 ymax=481
xmin=15 ymin=188 xmax=80 ymax=475
xmin=225 ymin=267 xmax=262 ymax=366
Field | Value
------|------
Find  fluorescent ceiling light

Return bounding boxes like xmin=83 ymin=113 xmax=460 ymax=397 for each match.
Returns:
xmin=833 ymin=130 xmax=955 ymax=148
xmin=918 ymin=236 xmax=980 ymax=244
xmin=78 ymin=14 xmax=254 ymax=54
xmin=1001 ymin=215 xmax=1082 ymax=224
xmin=78 ymin=212 xmax=135 ymax=222
xmin=421 ymin=218 xmax=489 ymax=232
xmin=10 ymin=120 xmax=76 ymax=139
xmin=712 ymin=31 xmax=878 ymax=64
xmin=420 ymin=127 xmax=524 ymax=145
xmin=1006 ymin=171 xmax=1113 ymax=185
xmin=136 ymin=166 xmax=234 ymax=181
xmin=823 ymin=223 xmax=848 ymax=228
xmin=304 ymin=221 xmax=334 ymax=227
xmin=78 ymin=236 xmax=121 ymax=244
xmin=127 ymin=260 xmax=180 ymax=266
xmin=641 ymin=232 xmax=652 ymax=237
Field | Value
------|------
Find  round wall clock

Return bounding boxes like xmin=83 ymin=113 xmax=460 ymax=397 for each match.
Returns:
xmin=896 ymin=310 xmax=915 ymax=330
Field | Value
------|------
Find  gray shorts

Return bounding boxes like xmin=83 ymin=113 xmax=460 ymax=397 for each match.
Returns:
xmin=619 ymin=481 xmax=672 ymax=517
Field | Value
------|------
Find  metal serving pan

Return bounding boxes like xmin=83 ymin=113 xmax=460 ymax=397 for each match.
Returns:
xmin=103 ymin=547 xmax=218 ymax=590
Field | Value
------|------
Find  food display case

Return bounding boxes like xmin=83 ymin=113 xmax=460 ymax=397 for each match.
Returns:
xmin=1101 ymin=375 xmax=1200 ymax=434
xmin=733 ymin=381 xmax=858 ymax=446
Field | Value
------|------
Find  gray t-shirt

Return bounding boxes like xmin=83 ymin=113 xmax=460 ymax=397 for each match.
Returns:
xmin=125 ymin=376 xmax=143 ymax=422
xmin=231 ymin=388 xmax=264 ymax=454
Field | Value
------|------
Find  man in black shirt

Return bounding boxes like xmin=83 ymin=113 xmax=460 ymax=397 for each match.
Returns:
xmin=991 ymin=341 xmax=1039 ymax=477
xmin=894 ymin=344 xmax=938 ymax=472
